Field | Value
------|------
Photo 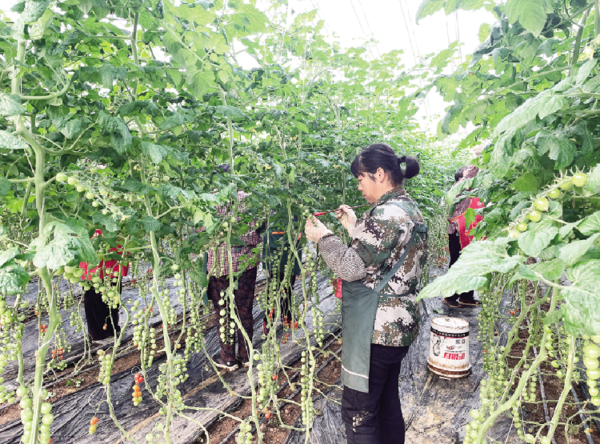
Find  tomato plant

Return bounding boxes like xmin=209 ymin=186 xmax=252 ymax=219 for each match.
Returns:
xmin=0 ymin=0 xmax=462 ymax=442
xmin=418 ymin=0 xmax=600 ymax=442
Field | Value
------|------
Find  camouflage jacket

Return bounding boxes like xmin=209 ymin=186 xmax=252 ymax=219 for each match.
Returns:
xmin=318 ymin=187 xmax=428 ymax=347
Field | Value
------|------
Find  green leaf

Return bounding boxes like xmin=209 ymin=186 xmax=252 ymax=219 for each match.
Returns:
xmin=215 ymin=105 xmax=247 ymax=120
xmin=0 ymin=94 xmax=26 ymax=117
xmin=585 ymin=163 xmax=600 ymax=194
xmin=60 ymin=119 xmax=81 ymax=139
xmin=464 ymin=207 xmax=476 ymax=229
xmin=518 ymin=220 xmax=558 ymax=257
xmin=559 ymin=221 xmax=580 ymax=240
xmin=0 ymin=178 xmax=12 ymax=196
xmin=505 ymin=0 xmax=547 ymax=37
xmin=186 ymin=70 xmax=214 ymax=97
xmin=91 ymin=211 xmax=118 ymax=233
xmin=31 ymin=222 xmax=98 ymax=270
xmin=513 ymin=172 xmax=538 ymax=193
xmin=0 ymin=247 xmax=19 ymax=268
xmin=478 ymin=23 xmax=490 ymax=43
xmin=418 ymin=240 xmax=525 ymax=300
xmin=562 ymin=288 xmax=600 ymax=336
xmin=576 ymin=58 xmax=597 ymax=86
xmin=578 ymin=211 xmax=600 ymax=236
xmin=0 ymin=131 xmax=28 ymax=150
xmin=99 ymin=63 xmax=116 ymax=89
xmin=559 ymin=234 xmax=600 ymax=266
xmin=98 ymin=112 xmax=131 ymax=154
xmin=140 ymin=216 xmax=161 ymax=232
xmin=0 ymin=261 xmax=30 ymax=294
xmin=535 ymin=132 xmax=576 ymax=169
xmin=141 ymin=142 xmax=170 ymax=164
xmin=488 ymin=127 xmax=518 ymax=178
xmin=415 ymin=0 xmax=444 ymax=24
xmin=159 ymin=112 xmax=186 ymax=130
xmin=122 ymin=178 xmax=152 ymax=195
xmin=21 ymin=0 xmax=49 ymax=24
xmin=543 ymin=307 xmax=564 ymax=325
xmin=566 ymin=259 xmax=600 ymax=287
xmin=495 ymin=91 xmax=564 ymax=136
xmin=193 ymin=208 xmax=204 ymax=225
xmin=530 ymin=258 xmax=566 ymax=281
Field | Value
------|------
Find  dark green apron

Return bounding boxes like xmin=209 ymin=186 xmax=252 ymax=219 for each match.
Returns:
xmin=341 ymin=202 xmax=427 ymax=393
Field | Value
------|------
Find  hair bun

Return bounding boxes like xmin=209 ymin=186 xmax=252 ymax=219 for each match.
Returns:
xmin=402 ymin=155 xmax=420 ymax=179
xmin=397 ymin=156 xmax=407 ymax=163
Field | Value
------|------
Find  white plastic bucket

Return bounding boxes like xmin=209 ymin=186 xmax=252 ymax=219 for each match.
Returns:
xmin=427 ymin=316 xmax=471 ymax=378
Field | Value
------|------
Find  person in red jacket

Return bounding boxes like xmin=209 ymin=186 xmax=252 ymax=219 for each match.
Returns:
xmin=79 ymin=229 xmax=129 ymax=342
xmin=445 ymin=165 xmax=483 ymax=308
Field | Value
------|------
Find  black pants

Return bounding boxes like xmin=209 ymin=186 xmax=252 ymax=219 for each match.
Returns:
xmin=207 ymin=267 xmax=258 ymax=361
xmin=446 ymin=232 xmax=474 ymax=303
xmin=84 ymin=284 xmax=121 ymax=341
xmin=342 ymin=344 xmax=409 ymax=444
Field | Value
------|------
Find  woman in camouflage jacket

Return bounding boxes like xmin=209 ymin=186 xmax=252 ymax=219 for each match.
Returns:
xmin=305 ymin=143 xmax=428 ymax=444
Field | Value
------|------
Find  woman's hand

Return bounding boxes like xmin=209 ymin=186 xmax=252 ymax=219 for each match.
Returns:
xmin=305 ymin=216 xmax=332 ymax=243
xmin=334 ymin=205 xmax=357 ymax=234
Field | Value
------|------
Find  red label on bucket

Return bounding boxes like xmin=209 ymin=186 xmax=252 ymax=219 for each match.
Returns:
xmin=443 ymin=352 xmax=465 ymax=360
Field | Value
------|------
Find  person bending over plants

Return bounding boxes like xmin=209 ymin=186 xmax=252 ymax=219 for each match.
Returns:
xmin=305 ymin=143 xmax=428 ymax=444
xmin=80 ymin=229 xmax=129 ymax=344
xmin=445 ymin=165 xmax=483 ymax=308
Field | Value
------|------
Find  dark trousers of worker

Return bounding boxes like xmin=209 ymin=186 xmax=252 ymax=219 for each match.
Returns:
xmin=446 ymin=232 xmax=474 ymax=303
xmin=263 ymin=273 xmax=296 ymax=324
xmin=207 ymin=266 xmax=258 ymax=362
xmin=342 ymin=344 xmax=409 ymax=444
xmin=84 ymin=283 xmax=122 ymax=341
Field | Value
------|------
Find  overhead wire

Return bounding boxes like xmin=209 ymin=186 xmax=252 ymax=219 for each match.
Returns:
xmin=455 ymin=10 xmax=463 ymax=62
xmin=356 ymin=0 xmax=381 ymax=57
xmin=348 ymin=0 xmax=375 ymax=59
xmin=398 ymin=0 xmax=430 ymax=118
xmin=397 ymin=0 xmax=418 ymax=66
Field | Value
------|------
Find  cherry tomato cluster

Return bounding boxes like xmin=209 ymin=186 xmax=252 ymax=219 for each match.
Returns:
xmin=89 ymin=416 xmax=98 ymax=434
xmin=50 ymin=348 xmax=64 ymax=360
xmin=39 ymin=324 xmax=48 ymax=334
xmin=132 ymin=373 xmax=144 ymax=406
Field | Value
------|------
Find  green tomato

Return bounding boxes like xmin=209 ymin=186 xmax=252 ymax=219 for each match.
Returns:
xmin=21 ymin=408 xmax=33 ymax=421
xmin=40 ymin=402 xmax=52 ymax=414
xmin=592 ymin=396 xmax=600 ymax=406
xmin=76 ymin=185 xmax=85 ymax=193
xmin=509 ymin=229 xmax=520 ymax=239
xmin=584 ymin=344 xmax=600 ymax=359
xmin=548 ymin=189 xmax=561 ymax=199
xmin=572 ymin=172 xmax=588 ymax=187
xmin=85 ymin=192 xmax=94 ymax=200
xmin=584 ymin=357 xmax=599 ymax=370
xmin=528 ymin=210 xmax=542 ymax=222
xmin=16 ymin=386 xmax=27 ymax=398
xmin=516 ymin=223 xmax=528 ymax=232
xmin=556 ymin=370 xmax=564 ymax=378
xmin=67 ymin=177 xmax=78 ymax=186
xmin=56 ymin=173 xmax=67 ymax=183
xmin=92 ymin=201 xmax=99 ymax=207
xmin=559 ymin=179 xmax=573 ymax=191
xmin=19 ymin=397 xmax=32 ymax=409
xmin=591 ymin=336 xmax=600 ymax=344
xmin=534 ymin=198 xmax=549 ymax=212
xmin=41 ymin=413 xmax=54 ymax=425
xmin=587 ymin=368 xmax=600 ymax=380
xmin=589 ymin=387 xmax=599 ymax=397
xmin=540 ymin=437 xmax=551 ymax=444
